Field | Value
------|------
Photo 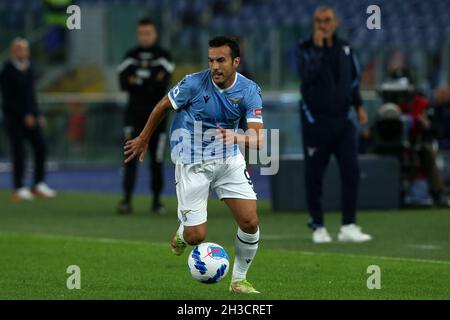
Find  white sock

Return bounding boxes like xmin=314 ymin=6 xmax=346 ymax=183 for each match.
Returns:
xmin=232 ymin=227 xmax=259 ymax=281
xmin=177 ymin=223 xmax=186 ymax=243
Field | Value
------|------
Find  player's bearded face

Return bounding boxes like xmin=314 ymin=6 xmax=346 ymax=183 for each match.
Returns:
xmin=208 ymin=46 xmax=240 ymax=88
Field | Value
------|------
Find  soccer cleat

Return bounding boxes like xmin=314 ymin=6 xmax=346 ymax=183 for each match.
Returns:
xmin=229 ymin=279 xmax=260 ymax=294
xmin=171 ymin=231 xmax=187 ymax=256
xmin=13 ymin=187 xmax=35 ymax=201
xmin=338 ymin=224 xmax=372 ymax=242
xmin=312 ymin=227 xmax=332 ymax=243
xmin=33 ymin=182 xmax=56 ymax=198
xmin=117 ymin=200 xmax=132 ymax=214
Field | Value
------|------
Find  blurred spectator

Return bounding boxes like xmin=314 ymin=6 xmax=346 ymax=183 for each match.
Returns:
xmin=67 ymin=100 xmax=87 ymax=155
xmin=387 ymin=50 xmax=415 ymax=85
xmin=429 ymin=86 xmax=450 ymax=149
xmin=237 ymin=37 xmax=252 ymax=80
xmin=43 ymin=0 xmax=71 ymax=61
xmin=0 ymin=38 xmax=57 ymax=200
xmin=396 ymin=81 xmax=449 ymax=207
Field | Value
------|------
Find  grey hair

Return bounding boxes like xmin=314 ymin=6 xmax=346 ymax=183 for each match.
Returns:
xmin=314 ymin=6 xmax=337 ymax=18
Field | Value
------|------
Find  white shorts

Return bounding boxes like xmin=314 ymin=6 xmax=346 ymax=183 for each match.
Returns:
xmin=175 ymin=154 xmax=257 ymax=227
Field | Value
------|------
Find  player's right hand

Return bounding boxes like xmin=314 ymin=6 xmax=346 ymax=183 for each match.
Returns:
xmin=124 ymin=136 xmax=148 ymax=163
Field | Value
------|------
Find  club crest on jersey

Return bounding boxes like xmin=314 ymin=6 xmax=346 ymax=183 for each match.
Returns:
xmin=229 ymin=97 xmax=242 ymax=108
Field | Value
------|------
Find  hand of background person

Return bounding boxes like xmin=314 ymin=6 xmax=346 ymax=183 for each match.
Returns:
xmin=356 ymin=106 xmax=369 ymax=125
xmin=417 ymin=114 xmax=430 ymax=129
xmin=156 ymin=70 xmax=166 ymax=82
xmin=38 ymin=116 xmax=47 ymax=128
xmin=24 ymin=114 xmax=36 ymax=128
xmin=313 ymin=29 xmax=326 ymax=48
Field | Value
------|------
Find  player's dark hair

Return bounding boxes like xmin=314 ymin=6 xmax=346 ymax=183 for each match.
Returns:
xmin=208 ymin=36 xmax=240 ymax=59
xmin=138 ymin=17 xmax=156 ymax=27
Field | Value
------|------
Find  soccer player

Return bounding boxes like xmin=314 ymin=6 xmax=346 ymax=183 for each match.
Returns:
xmin=117 ymin=18 xmax=174 ymax=214
xmin=124 ymin=36 xmax=263 ymax=294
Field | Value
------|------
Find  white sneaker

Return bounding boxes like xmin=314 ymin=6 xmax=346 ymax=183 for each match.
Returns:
xmin=33 ymin=182 xmax=57 ymax=198
xmin=338 ymin=224 xmax=372 ymax=242
xmin=312 ymin=227 xmax=332 ymax=243
xmin=13 ymin=187 xmax=35 ymax=201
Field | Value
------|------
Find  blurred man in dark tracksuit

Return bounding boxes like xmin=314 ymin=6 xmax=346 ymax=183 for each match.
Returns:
xmin=0 ymin=38 xmax=56 ymax=201
xmin=297 ymin=7 xmax=371 ymax=243
xmin=117 ymin=18 xmax=174 ymax=214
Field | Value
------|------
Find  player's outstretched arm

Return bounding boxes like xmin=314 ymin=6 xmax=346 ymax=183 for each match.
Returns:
xmin=124 ymin=95 xmax=173 ymax=163
xmin=216 ymin=122 xmax=264 ymax=150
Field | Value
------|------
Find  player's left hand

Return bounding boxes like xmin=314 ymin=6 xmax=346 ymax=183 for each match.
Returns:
xmin=357 ymin=106 xmax=368 ymax=125
xmin=124 ymin=136 xmax=148 ymax=163
xmin=216 ymin=126 xmax=237 ymax=145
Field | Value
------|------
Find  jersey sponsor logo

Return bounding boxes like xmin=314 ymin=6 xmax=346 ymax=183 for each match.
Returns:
xmin=253 ymin=108 xmax=262 ymax=117
xmin=203 ymin=95 xmax=210 ymax=103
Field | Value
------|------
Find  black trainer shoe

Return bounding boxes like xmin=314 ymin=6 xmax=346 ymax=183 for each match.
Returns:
xmin=117 ymin=200 xmax=132 ymax=214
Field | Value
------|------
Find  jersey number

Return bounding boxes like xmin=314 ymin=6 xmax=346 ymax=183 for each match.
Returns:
xmin=244 ymin=169 xmax=253 ymax=186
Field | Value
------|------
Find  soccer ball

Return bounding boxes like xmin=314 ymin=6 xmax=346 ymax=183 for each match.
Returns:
xmin=188 ymin=242 xmax=230 ymax=283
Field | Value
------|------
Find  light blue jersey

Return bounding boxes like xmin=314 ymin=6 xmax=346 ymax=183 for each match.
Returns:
xmin=167 ymin=70 xmax=263 ymax=164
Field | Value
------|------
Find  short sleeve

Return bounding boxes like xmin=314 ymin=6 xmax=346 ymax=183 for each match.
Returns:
xmin=244 ymin=84 xmax=263 ymax=123
xmin=168 ymin=75 xmax=192 ymax=110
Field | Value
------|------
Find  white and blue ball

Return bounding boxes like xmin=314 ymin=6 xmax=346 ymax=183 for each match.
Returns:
xmin=188 ymin=242 xmax=230 ymax=283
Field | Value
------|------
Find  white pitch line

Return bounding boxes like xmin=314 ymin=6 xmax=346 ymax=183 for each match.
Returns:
xmin=261 ymin=234 xmax=301 ymax=240
xmin=1 ymin=231 xmax=449 ymax=266
xmin=297 ymin=250 xmax=450 ymax=266
xmin=407 ymin=244 xmax=441 ymax=250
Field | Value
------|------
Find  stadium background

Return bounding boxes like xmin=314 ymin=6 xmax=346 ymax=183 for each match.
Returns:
xmin=0 ymin=0 xmax=449 ymax=300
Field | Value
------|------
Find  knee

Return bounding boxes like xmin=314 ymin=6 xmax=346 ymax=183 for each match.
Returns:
xmin=239 ymin=217 xmax=259 ymax=234
xmin=184 ymin=230 xmax=206 ymax=246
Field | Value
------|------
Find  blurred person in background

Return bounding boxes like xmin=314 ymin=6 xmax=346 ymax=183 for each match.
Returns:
xmin=430 ymin=86 xmax=450 ymax=150
xmin=0 ymin=38 xmax=56 ymax=201
xmin=384 ymin=68 xmax=449 ymax=207
xmin=297 ymin=7 xmax=371 ymax=243
xmin=401 ymin=84 xmax=450 ymax=207
xmin=117 ymin=18 xmax=174 ymax=215
xmin=43 ymin=0 xmax=71 ymax=61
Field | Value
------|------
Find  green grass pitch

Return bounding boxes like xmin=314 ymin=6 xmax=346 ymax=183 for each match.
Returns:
xmin=0 ymin=191 xmax=449 ymax=299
